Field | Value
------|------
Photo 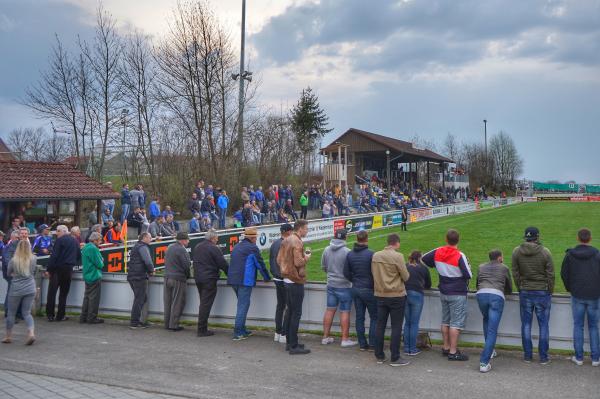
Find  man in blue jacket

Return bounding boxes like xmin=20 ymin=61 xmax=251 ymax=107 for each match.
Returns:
xmin=227 ymin=227 xmax=271 ymax=340
xmin=217 ymin=190 xmax=229 ymax=229
xmin=120 ymin=183 xmax=131 ymax=223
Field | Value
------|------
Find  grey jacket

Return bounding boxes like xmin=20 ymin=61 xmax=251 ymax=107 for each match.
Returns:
xmin=321 ymin=239 xmax=351 ymax=288
xmin=476 ymin=261 xmax=513 ymax=299
xmin=164 ymin=242 xmax=191 ymax=282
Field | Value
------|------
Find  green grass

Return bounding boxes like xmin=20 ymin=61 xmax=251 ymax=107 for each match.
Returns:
xmin=264 ymin=202 xmax=600 ymax=293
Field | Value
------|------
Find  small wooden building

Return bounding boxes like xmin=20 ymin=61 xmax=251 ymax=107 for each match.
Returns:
xmin=321 ymin=128 xmax=453 ymax=193
xmin=0 ymin=160 xmax=119 ymax=232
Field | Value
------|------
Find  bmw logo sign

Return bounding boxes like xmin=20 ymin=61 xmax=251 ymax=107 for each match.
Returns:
xmin=259 ymin=232 xmax=267 ymax=246
xmin=345 ymin=220 xmax=353 ymax=231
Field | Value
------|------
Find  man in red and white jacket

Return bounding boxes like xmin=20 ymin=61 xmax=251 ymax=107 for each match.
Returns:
xmin=422 ymin=229 xmax=472 ymax=361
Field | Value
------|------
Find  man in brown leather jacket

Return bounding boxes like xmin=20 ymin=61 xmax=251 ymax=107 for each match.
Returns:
xmin=277 ymin=219 xmax=310 ymax=354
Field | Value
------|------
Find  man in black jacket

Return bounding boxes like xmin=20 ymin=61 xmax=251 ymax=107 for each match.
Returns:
xmin=270 ymin=223 xmax=293 ymax=343
xmin=45 ymin=225 xmax=81 ymax=322
xmin=343 ymin=230 xmax=377 ymax=350
xmin=193 ymin=229 xmax=228 ymax=337
xmin=561 ymin=228 xmax=600 ymax=366
xmin=127 ymin=233 xmax=155 ymax=329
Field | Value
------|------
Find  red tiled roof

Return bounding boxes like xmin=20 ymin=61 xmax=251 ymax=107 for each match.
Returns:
xmin=0 ymin=161 xmax=119 ymax=200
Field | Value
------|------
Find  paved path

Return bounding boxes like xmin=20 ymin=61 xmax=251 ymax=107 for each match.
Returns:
xmin=0 ymin=319 xmax=598 ymax=398
xmin=0 ymin=369 xmax=182 ymax=399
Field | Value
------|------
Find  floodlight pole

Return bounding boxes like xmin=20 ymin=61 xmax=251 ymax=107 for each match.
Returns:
xmin=236 ymin=0 xmax=246 ymax=161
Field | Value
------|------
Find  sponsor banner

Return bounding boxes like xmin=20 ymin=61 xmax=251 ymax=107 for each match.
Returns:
xmin=570 ymin=197 xmax=588 ymax=202
xmin=587 ymin=196 xmax=600 ymax=202
xmin=305 ymin=219 xmax=335 ymax=241
xmin=409 ymin=208 xmax=433 ymax=223
xmin=383 ymin=212 xmax=403 ymax=226
xmin=538 ymin=196 xmax=570 ymax=201
xmin=523 ymin=197 xmax=538 ymax=203
xmin=479 ymin=201 xmax=493 ymax=209
xmin=432 ymin=206 xmax=449 ymax=216
xmin=454 ymin=202 xmax=477 ymax=214
xmin=333 ymin=218 xmax=346 ymax=234
xmin=344 ymin=216 xmax=374 ymax=233
xmin=256 ymin=225 xmax=283 ymax=250
xmin=372 ymin=214 xmax=383 ymax=229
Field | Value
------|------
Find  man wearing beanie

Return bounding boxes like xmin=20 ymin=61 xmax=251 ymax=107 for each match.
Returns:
xmin=164 ymin=232 xmax=191 ymax=331
xmin=512 ymin=227 xmax=554 ymax=364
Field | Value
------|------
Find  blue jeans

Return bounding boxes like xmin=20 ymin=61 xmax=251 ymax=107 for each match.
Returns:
xmin=519 ymin=290 xmax=551 ymax=361
xmin=571 ymin=296 xmax=600 ymax=362
xmin=232 ymin=285 xmax=253 ymax=337
xmin=352 ymin=288 xmax=377 ymax=348
xmin=218 ymin=208 xmax=227 ymax=229
xmin=120 ymin=204 xmax=130 ymax=223
xmin=3 ymin=278 xmax=23 ymax=319
xmin=477 ymin=293 xmax=505 ymax=364
xmin=403 ymin=290 xmax=424 ymax=354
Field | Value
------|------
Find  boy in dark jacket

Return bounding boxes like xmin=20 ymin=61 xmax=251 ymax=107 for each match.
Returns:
xmin=227 ymin=227 xmax=271 ymax=340
xmin=561 ymin=228 xmax=600 ymax=366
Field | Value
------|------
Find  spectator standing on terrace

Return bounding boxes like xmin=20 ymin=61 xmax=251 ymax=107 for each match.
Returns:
xmin=403 ymin=251 xmax=432 ymax=356
xmin=163 ymin=214 xmax=177 ymax=237
xmin=45 ymin=225 xmax=80 ymax=322
xmin=163 ymin=232 xmax=191 ymax=332
xmin=277 ymin=219 xmax=311 ymax=355
xmin=129 ymin=184 xmax=143 ymax=211
xmin=227 ymin=227 xmax=271 ymax=340
xmin=79 ymin=232 xmax=105 ymax=325
xmin=241 ymin=187 xmax=250 ymax=203
xmin=422 ymin=229 xmax=472 ymax=361
xmin=127 ymin=232 xmax=154 ymax=329
xmin=560 ymin=228 xmax=600 ymax=367
xmin=512 ymin=227 xmax=554 ymax=364
xmin=194 ymin=180 xmax=205 ymax=200
xmin=101 ymin=182 xmax=115 ymax=217
xmin=343 ymin=230 xmax=376 ymax=351
xmin=193 ymin=229 xmax=228 ymax=337
xmin=189 ymin=213 xmax=201 ymax=234
xmin=85 ymin=224 xmax=103 ymax=244
xmin=284 ymin=199 xmax=298 ymax=221
xmin=217 ymin=190 xmax=229 ymax=229
xmin=128 ymin=207 xmax=147 ymax=236
xmin=322 ymin=201 xmax=332 ymax=219
xmin=371 ymin=233 xmax=410 ymax=366
xmin=148 ymin=215 xmax=165 ymax=238
xmin=300 ymin=191 xmax=309 ymax=219
xmin=32 ymin=224 xmax=53 ymax=255
xmin=321 ymin=229 xmax=357 ymax=347
xmin=476 ymin=250 xmax=513 ymax=373
xmin=255 ymin=186 xmax=265 ymax=208
xmin=101 ymin=207 xmax=114 ymax=226
xmin=187 ymin=193 xmax=201 ymax=215
xmin=2 ymin=239 xmax=37 ymax=345
xmin=149 ymin=197 xmax=161 ymax=222
xmin=120 ymin=184 xmax=131 ymax=223
xmin=270 ymin=223 xmax=293 ymax=344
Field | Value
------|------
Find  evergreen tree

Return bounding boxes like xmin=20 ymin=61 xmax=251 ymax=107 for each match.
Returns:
xmin=290 ymin=87 xmax=333 ymax=155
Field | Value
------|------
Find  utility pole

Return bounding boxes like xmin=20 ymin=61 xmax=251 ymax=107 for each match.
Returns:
xmin=237 ymin=0 xmax=246 ymax=160
xmin=483 ymin=119 xmax=487 ymax=156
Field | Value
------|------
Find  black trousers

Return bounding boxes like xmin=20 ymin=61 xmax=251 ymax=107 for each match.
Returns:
xmin=274 ymin=280 xmax=289 ymax=335
xmin=46 ymin=268 xmax=73 ymax=319
xmin=128 ymin=278 xmax=148 ymax=325
xmin=285 ymin=282 xmax=304 ymax=348
xmin=300 ymin=206 xmax=308 ymax=219
xmin=374 ymin=296 xmax=406 ymax=362
xmin=401 ymin=222 xmax=407 ymax=231
xmin=196 ymin=280 xmax=218 ymax=332
xmin=80 ymin=280 xmax=102 ymax=322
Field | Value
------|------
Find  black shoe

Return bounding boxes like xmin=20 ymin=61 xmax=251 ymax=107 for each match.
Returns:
xmin=47 ymin=316 xmax=55 ymax=322
xmin=56 ymin=316 xmax=69 ymax=322
xmin=197 ymin=330 xmax=215 ymax=337
xmin=88 ymin=318 xmax=104 ymax=324
xmin=169 ymin=326 xmax=184 ymax=332
xmin=79 ymin=319 xmax=87 ymax=324
xmin=286 ymin=344 xmax=305 ymax=351
xmin=360 ymin=345 xmax=375 ymax=352
xmin=129 ymin=323 xmax=148 ymax=330
xmin=448 ymin=351 xmax=469 ymax=361
xmin=289 ymin=347 xmax=311 ymax=355
xmin=442 ymin=348 xmax=450 ymax=356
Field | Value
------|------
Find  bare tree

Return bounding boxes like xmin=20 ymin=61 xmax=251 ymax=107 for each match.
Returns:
xmin=489 ymin=131 xmax=523 ymax=190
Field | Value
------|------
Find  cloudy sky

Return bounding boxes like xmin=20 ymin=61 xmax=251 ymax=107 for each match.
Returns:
xmin=1 ymin=0 xmax=599 ymax=183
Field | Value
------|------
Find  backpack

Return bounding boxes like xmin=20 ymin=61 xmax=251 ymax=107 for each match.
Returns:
xmin=416 ymin=331 xmax=432 ymax=349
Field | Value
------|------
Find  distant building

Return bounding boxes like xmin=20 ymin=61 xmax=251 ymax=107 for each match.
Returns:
xmin=0 ymin=137 xmax=17 ymax=161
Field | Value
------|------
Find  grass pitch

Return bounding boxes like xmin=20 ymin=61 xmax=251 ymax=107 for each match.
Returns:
xmin=292 ymin=202 xmax=600 ymax=293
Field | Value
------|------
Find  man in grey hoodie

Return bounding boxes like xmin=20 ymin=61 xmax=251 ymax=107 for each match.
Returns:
xmin=321 ymin=229 xmax=357 ymax=347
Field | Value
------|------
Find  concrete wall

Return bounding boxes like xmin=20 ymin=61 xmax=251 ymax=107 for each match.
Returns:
xmin=0 ymin=273 xmax=586 ymax=351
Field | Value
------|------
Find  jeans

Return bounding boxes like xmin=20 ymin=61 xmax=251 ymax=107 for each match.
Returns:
xmin=218 ymin=208 xmax=227 ymax=229
xmin=326 ymin=287 xmax=353 ymax=312
xmin=128 ymin=278 xmax=149 ymax=325
xmin=300 ymin=206 xmax=308 ymax=219
xmin=353 ymin=288 xmax=377 ymax=348
xmin=120 ymin=204 xmax=130 ymax=224
xmin=285 ymin=282 xmax=304 ymax=349
xmin=4 ymin=278 xmax=23 ymax=319
xmin=519 ymin=290 xmax=551 ymax=361
xmin=46 ymin=267 xmax=72 ymax=320
xmin=274 ymin=280 xmax=288 ymax=335
xmin=6 ymin=293 xmax=34 ymax=331
xmin=477 ymin=293 xmax=505 ymax=364
xmin=196 ymin=280 xmax=218 ymax=332
xmin=80 ymin=280 xmax=102 ymax=322
xmin=232 ymin=285 xmax=253 ymax=337
xmin=403 ymin=290 xmax=424 ymax=354
xmin=374 ymin=296 xmax=406 ymax=362
xmin=571 ymin=296 xmax=600 ymax=361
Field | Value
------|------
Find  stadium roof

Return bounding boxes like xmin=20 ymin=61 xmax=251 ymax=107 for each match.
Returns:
xmin=322 ymin=128 xmax=453 ymax=163
xmin=0 ymin=160 xmax=119 ymax=200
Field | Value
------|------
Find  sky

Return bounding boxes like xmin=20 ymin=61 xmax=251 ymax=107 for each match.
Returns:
xmin=0 ymin=0 xmax=599 ymax=183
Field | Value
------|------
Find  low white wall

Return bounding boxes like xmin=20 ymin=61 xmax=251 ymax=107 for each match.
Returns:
xmin=1 ymin=273 xmax=586 ymax=351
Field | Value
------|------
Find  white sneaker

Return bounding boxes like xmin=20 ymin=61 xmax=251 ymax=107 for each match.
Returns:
xmin=278 ymin=335 xmax=287 ymax=344
xmin=592 ymin=360 xmax=599 ymax=367
xmin=274 ymin=333 xmax=280 ymax=342
xmin=571 ymin=356 xmax=583 ymax=366
xmin=491 ymin=350 xmax=498 ymax=359
xmin=341 ymin=339 xmax=358 ymax=348
xmin=321 ymin=337 xmax=335 ymax=345
xmin=479 ymin=363 xmax=492 ymax=373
